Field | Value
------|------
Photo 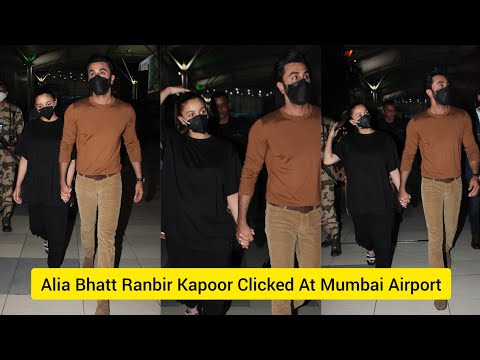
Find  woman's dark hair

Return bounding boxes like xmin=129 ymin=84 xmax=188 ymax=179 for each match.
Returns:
xmin=346 ymin=101 xmax=365 ymax=119
xmin=34 ymin=87 xmax=57 ymax=102
xmin=175 ymin=91 xmax=205 ymax=135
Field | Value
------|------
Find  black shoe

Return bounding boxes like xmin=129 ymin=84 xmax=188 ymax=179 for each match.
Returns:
xmin=321 ymin=235 xmax=331 ymax=248
xmin=2 ymin=218 xmax=12 ymax=232
xmin=331 ymin=237 xmax=342 ymax=256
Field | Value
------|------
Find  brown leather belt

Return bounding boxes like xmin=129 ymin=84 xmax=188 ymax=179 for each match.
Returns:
xmin=423 ymin=176 xmax=459 ymax=183
xmin=270 ymin=203 xmax=321 ymax=214
xmin=78 ymin=173 xmax=118 ymax=181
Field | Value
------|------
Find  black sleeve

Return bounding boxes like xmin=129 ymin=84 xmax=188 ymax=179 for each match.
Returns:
xmin=71 ymin=144 xmax=77 ymax=160
xmin=223 ymin=142 xmax=242 ymax=197
xmin=385 ymin=135 xmax=400 ymax=172
xmin=14 ymin=122 xmax=31 ymax=159
xmin=332 ymin=138 xmax=345 ymax=161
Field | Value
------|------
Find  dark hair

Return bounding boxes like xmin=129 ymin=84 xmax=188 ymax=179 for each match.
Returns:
xmin=34 ymin=87 xmax=57 ymax=102
xmin=274 ymin=49 xmax=310 ymax=83
xmin=210 ymin=91 xmax=229 ymax=115
xmin=474 ymin=88 xmax=480 ymax=108
xmin=382 ymin=99 xmax=396 ymax=108
xmin=175 ymin=92 xmax=206 ymax=135
xmin=424 ymin=66 xmax=448 ymax=91
xmin=0 ymin=81 xmax=7 ymax=91
xmin=211 ymin=91 xmax=229 ymax=103
xmin=85 ymin=54 xmax=114 ymax=75
xmin=346 ymin=101 xmax=365 ymax=119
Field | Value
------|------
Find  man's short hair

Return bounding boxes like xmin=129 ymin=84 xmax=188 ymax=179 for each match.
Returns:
xmin=382 ymin=99 xmax=396 ymax=108
xmin=211 ymin=91 xmax=229 ymax=103
xmin=274 ymin=49 xmax=310 ymax=83
xmin=85 ymin=54 xmax=115 ymax=75
xmin=425 ymin=66 xmax=448 ymax=91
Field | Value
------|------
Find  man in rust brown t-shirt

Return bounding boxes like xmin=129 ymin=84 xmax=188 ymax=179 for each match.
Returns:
xmin=59 ymin=54 xmax=143 ymax=315
xmin=399 ymin=67 xmax=480 ymax=311
xmin=236 ymin=50 xmax=322 ymax=315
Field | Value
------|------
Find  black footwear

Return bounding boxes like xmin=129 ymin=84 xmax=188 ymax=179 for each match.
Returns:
xmin=43 ymin=240 xmax=49 ymax=254
xmin=331 ymin=237 xmax=342 ymax=256
xmin=321 ymin=235 xmax=331 ymax=248
xmin=2 ymin=218 xmax=12 ymax=232
xmin=434 ymin=300 xmax=448 ymax=310
xmin=366 ymin=250 xmax=376 ymax=266
xmin=471 ymin=236 xmax=480 ymax=249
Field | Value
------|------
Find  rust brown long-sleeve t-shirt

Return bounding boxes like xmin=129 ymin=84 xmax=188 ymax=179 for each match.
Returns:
xmin=239 ymin=104 xmax=322 ymax=206
xmin=59 ymin=97 xmax=141 ymax=175
xmin=400 ymin=106 xmax=479 ymax=178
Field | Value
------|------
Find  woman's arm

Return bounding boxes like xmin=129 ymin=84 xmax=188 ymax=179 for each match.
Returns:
xmin=227 ymin=192 xmax=239 ymax=224
xmin=323 ymin=123 xmax=341 ymax=165
xmin=13 ymin=156 xmax=28 ymax=204
xmin=66 ymin=159 xmax=76 ymax=188
xmin=160 ymin=86 xmax=190 ymax=105
xmin=389 ymin=168 xmax=401 ymax=192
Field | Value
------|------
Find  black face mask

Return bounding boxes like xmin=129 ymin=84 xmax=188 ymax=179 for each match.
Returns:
xmin=434 ymin=86 xmax=450 ymax=105
xmin=37 ymin=106 xmax=55 ymax=120
xmin=356 ymin=114 xmax=372 ymax=128
xmin=186 ymin=114 xmax=209 ymax=134
xmin=89 ymin=75 xmax=111 ymax=95
xmin=285 ymin=78 xmax=311 ymax=105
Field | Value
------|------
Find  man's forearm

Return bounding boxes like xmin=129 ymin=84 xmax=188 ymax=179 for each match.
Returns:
xmin=399 ymin=170 xmax=411 ymax=191
xmin=237 ymin=194 xmax=252 ymax=225
xmin=131 ymin=161 xmax=142 ymax=179
xmin=59 ymin=162 xmax=70 ymax=186
xmin=469 ymin=160 xmax=479 ymax=175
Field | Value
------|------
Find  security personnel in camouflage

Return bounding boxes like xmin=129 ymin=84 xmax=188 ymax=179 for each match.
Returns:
xmin=321 ymin=116 xmax=342 ymax=256
xmin=0 ymin=82 xmax=24 ymax=232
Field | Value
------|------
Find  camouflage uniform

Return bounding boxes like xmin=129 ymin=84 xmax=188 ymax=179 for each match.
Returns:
xmin=0 ymin=101 xmax=24 ymax=226
xmin=321 ymin=117 xmax=341 ymax=255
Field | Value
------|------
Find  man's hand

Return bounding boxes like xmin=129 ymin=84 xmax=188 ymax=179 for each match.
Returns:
xmin=236 ymin=223 xmax=254 ymax=249
xmin=398 ymin=188 xmax=411 ymax=208
xmin=468 ymin=176 xmax=480 ymax=197
xmin=133 ymin=182 xmax=143 ymax=203
xmin=60 ymin=183 xmax=72 ymax=203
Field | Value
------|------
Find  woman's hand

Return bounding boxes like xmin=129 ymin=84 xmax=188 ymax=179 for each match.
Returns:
xmin=13 ymin=186 xmax=22 ymax=204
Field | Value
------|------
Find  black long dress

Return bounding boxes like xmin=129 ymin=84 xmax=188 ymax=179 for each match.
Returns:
xmin=15 ymin=116 xmax=76 ymax=268
xmin=333 ymin=130 xmax=399 ymax=267
xmin=161 ymin=128 xmax=241 ymax=314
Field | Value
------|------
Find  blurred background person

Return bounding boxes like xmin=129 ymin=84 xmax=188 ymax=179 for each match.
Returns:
xmin=0 ymin=81 xmax=24 ymax=232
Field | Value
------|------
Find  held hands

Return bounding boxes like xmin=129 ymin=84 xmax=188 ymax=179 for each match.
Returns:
xmin=398 ymin=188 xmax=411 ymax=208
xmin=236 ymin=223 xmax=255 ymax=249
xmin=60 ymin=183 xmax=72 ymax=203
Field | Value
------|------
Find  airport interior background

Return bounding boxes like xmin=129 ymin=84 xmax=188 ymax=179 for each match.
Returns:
xmin=1 ymin=44 xmax=480 ymax=314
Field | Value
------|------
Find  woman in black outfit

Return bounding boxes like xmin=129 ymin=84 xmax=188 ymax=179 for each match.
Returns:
xmin=13 ymin=88 xmax=76 ymax=268
xmin=323 ymin=102 xmax=401 ymax=268
xmin=161 ymin=91 xmax=241 ymax=315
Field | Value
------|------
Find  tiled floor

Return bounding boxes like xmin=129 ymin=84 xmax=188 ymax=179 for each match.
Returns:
xmin=162 ymin=202 xmax=480 ymax=315
xmin=3 ymin=192 xmax=480 ymax=315
xmin=0 ymin=190 xmax=161 ymax=315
